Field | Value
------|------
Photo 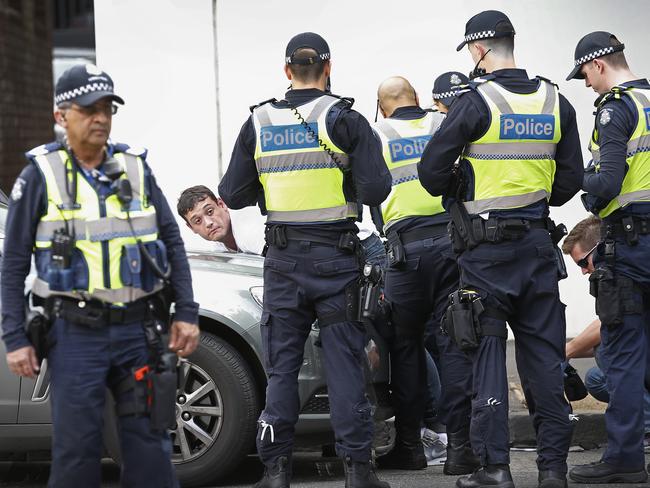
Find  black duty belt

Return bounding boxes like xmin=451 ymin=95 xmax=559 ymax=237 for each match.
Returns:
xmin=603 ymin=216 xmax=650 ymax=240
xmin=398 ymin=224 xmax=449 ymax=245
xmin=50 ymin=296 xmax=150 ymax=328
xmin=265 ymin=224 xmax=358 ymax=252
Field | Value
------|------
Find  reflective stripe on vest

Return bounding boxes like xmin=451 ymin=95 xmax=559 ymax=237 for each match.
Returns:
xmin=590 ymin=87 xmax=650 ymax=217
xmin=461 ymin=80 xmax=560 ymax=215
xmin=374 ymin=112 xmax=445 ymax=229
xmin=252 ymin=95 xmax=357 ymax=223
xmin=31 ymin=149 xmax=160 ymax=303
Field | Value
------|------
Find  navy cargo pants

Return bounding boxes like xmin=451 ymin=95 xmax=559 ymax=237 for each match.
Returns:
xmin=47 ymin=317 xmax=178 ymax=488
xmin=258 ymin=238 xmax=372 ymax=464
xmin=457 ymin=229 xmax=572 ymax=473
xmin=592 ymin=230 xmax=650 ymax=470
xmin=384 ymin=232 xmax=472 ymax=440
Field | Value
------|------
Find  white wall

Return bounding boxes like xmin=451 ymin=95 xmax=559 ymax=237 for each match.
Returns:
xmin=94 ymin=0 xmax=650 ymax=336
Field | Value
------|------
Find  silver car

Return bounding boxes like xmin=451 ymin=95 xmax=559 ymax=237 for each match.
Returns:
xmin=0 ymin=190 xmax=388 ymax=487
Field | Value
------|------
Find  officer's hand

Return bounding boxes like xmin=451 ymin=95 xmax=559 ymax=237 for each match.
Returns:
xmin=6 ymin=346 xmax=40 ymax=378
xmin=169 ymin=321 xmax=199 ymax=357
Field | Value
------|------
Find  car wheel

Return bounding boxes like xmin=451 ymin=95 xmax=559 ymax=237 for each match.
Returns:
xmin=173 ymin=332 xmax=261 ymax=487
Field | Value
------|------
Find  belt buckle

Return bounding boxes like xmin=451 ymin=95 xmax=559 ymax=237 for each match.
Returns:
xmin=108 ymin=307 xmax=125 ymax=324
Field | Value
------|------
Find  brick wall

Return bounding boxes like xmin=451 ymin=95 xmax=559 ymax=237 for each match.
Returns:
xmin=0 ymin=0 xmax=53 ymax=194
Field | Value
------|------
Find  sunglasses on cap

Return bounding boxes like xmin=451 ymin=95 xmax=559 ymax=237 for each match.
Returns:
xmin=576 ymin=243 xmax=598 ymax=268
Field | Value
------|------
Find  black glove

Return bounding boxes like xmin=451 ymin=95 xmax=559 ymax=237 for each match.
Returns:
xmin=564 ymin=362 xmax=588 ymax=401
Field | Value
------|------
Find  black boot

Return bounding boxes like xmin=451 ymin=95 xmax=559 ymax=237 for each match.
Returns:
xmin=344 ymin=457 xmax=391 ymax=488
xmin=538 ymin=470 xmax=567 ymax=488
xmin=376 ymin=439 xmax=426 ymax=470
xmin=253 ymin=456 xmax=291 ymax=488
xmin=456 ymin=464 xmax=514 ymax=488
xmin=444 ymin=428 xmax=480 ymax=475
xmin=569 ymin=461 xmax=648 ymax=484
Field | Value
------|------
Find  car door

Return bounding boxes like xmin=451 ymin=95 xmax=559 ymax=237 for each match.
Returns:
xmin=0 ymin=199 xmax=21 ymax=423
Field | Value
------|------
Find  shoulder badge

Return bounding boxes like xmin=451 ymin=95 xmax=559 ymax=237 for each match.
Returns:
xmin=599 ymin=108 xmax=612 ymax=126
xmin=249 ymin=98 xmax=277 ymax=113
xmin=10 ymin=177 xmax=25 ymax=201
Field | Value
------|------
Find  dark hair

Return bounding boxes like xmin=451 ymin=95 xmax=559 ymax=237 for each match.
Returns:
xmin=287 ymin=48 xmax=327 ymax=83
xmin=177 ymin=185 xmax=218 ymax=222
xmin=473 ymin=35 xmax=514 ymax=57
xmin=601 ymin=35 xmax=628 ymax=70
xmin=562 ymin=216 xmax=601 ymax=254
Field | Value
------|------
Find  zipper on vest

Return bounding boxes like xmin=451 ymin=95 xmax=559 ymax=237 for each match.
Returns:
xmin=98 ymin=193 xmax=111 ymax=289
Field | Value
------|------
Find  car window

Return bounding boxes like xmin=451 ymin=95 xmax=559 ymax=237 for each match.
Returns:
xmin=0 ymin=202 xmax=6 ymax=236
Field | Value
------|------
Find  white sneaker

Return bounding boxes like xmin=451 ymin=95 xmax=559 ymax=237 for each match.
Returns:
xmin=421 ymin=428 xmax=447 ymax=466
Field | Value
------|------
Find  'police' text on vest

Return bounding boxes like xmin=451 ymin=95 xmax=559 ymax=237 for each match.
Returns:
xmin=388 ymin=135 xmax=432 ymax=162
xmin=500 ymin=114 xmax=555 ymax=140
xmin=260 ymin=124 xmax=319 ymax=151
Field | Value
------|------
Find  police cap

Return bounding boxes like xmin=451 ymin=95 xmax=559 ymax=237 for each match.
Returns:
xmin=456 ymin=10 xmax=515 ymax=52
xmin=55 ymin=64 xmax=125 ymax=107
xmin=432 ymin=71 xmax=469 ymax=107
xmin=285 ymin=32 xmax=331 ymax=65
xmin=566 ymin=31 xmax=625 ymax=81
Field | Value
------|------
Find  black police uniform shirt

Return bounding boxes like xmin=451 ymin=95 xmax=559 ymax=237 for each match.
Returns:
xmin=0 ymin=141 xmax=199 ymax=353
xmin=218 ymin=88 xmax=391 ymax=235
xmin=418 ymin=69 xmax=584 ymax=220
xmin=583 ymin=79 xmax=650 ymax=218
xmin=374 ymin=105 xmax=450 ymax=235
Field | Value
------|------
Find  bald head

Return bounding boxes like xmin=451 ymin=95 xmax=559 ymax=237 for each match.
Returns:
xmin=377 ymin=76 xmax=419 ymax=118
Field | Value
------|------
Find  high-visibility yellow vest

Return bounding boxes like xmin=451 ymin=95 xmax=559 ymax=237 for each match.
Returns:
xmin=29 ymin=145 xmax=163 ymax=303
xmin=374 ymin=111 xmax=445 ymax=230
xmin=251 ymin=95 xmax=357 ymax=223
xmin=461 ymin=78 xmax=561 ymax=215
xmin=589 ymin=86 xmax=650 ymax=218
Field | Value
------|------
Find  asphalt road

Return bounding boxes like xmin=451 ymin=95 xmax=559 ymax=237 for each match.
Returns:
xmin=1 ymin=449 xmax=648 ymax=488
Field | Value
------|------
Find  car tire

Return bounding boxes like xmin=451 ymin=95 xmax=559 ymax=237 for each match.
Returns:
xmin=102 ymin=332 xmax=261 ymax=487
xmin=174 ymin=332 xmax=261 ymax=487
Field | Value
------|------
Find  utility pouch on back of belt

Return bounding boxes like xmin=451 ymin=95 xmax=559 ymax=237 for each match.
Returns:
xmin=386 ymin=231 xmax=406 ymax=268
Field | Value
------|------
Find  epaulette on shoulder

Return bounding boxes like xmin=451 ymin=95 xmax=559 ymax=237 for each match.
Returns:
xmin=249 ymin=98 xmax=277 ymax=113
xmin=25 ymin=141 xmax=62 ymax=158
xmin=595 ymin=86 xmax=631 ymax=108
xmin=455 ymin=84 xmax=474 ymax=97
xmin=327 ymin=93 xmax=355 ymax=108
xmin=113 ymin=142 xmax=148 ymax=159
xmin=535 ymin=75 xmax=559 ymax=89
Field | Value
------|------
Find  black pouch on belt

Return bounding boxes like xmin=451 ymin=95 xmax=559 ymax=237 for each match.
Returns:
xmin=590 ymin=266 xmax=622 ymax=326
xmin=386 ymin=231 xmax=406 ymax=268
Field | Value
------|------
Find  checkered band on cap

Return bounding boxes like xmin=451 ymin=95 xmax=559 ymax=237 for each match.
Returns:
xmin=54 ymin=82 xmax=114 ymax=105
xmin=285 ymin=52 xmax=330 ymax=64
xmin=574 ymin=46 xmax=615 ymax=66
xmin=464 ymin=30 xmax=496 ymax=43
xmin=432 ymin=90 xmax=457 ymax=100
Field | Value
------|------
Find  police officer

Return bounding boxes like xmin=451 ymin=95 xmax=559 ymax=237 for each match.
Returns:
xmin=432 ymin=71 xmax=470 ymax=114
xmin=371 ymin=76 xmax=478 ymax=476
xmin=418 ymin=10 xmax=583 ymax=488
xmin=218 ymin=32 xmax=391 ymax=488
xmin=1 ymin=64 xmax=199 ymax=487
xmin=566 ymin=31 xmax=650 ymax=484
